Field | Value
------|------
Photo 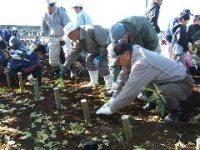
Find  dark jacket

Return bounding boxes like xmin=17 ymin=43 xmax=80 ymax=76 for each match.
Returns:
xmin=0 ymin=51 xmax=7 ymax=67
xmin=186 ymin=24 xmax=200 ymax=44
xmin=145 ymin=2 xmax=161 ymax=33
xmin=172 ymin=23 xmax=188 ymax=52
xmin=3 ymin=29 xmax=12 ymax=42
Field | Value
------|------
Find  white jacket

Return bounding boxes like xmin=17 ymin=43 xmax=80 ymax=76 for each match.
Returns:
xmin=110 ymin=45 xmax=186 ymax=112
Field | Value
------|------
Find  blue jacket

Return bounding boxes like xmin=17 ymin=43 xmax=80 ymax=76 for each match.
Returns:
xmin=0 ymin=29 xmax=3 ymax=38
xmin=8 ymin=51 xmax=40 ymax=72
xmin=3 ymin=29 xmax=12 ymax=42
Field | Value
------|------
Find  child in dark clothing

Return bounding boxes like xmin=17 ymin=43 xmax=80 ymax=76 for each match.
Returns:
xmin=172 ymin=13 xmax=190 ymax=63
xmin=7 ymin=44 xmax=46 ymax=85
xmin=186 ymin=15 xmax=200 ymax=45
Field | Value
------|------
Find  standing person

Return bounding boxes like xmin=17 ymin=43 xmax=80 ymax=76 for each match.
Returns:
xmin=145 ymin=0 xmax=163 ymax=33
xmin=3 ymin=26 xmax=12 ymax=43
xmin=11 ymin=27 xmax=20 ymax=39
xmin=63 ymin=23 xmax=114 ymax=89
xmin=41 ymin=0 xmax=71 ymax=77
xmin=72 ymin=3 xmax=92 ymax=26
xmin=0 ymin=29 xmax=3 ymax=39
xmin=96 ymin=40 xmax=194 ymax=123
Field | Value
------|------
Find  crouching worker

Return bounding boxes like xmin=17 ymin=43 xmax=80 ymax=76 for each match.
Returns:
xmin=7 ymin=44 xmax=46 ymax=85
xmin=0 ymin=39 xmax=8 ymax=87
xmin=63 ymin=23 xmax=114 ymax=89
xmin=96 ymin=40 xmax=194 ymax=123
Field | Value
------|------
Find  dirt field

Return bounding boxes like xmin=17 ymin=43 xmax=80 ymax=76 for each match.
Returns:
xmin=0 ymin=67 xmax=199 ymax=150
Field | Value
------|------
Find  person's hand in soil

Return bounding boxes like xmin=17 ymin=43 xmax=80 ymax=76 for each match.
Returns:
xmin=96 ymin=100 xmax=114 ymax=115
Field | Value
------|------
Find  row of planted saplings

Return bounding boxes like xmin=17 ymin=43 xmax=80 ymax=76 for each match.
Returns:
xmin=4 ymin=71 xmax=200 ymax=148
xmin=4 ymin=71 xmax=134 ymax=143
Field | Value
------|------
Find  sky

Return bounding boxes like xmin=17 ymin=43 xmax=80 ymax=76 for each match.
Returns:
xmin=0 ymin=0 xmax=199 ymax=30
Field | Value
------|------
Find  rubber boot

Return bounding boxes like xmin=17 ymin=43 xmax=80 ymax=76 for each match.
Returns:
xmin=81 ymin=70 xmax=99 ymax=88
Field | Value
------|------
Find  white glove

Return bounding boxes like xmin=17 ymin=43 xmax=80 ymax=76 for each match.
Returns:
xmin=50 ymin=30 xmax=55 ymax=36
xmin=96 ymin=102 xmax=113 ymax=115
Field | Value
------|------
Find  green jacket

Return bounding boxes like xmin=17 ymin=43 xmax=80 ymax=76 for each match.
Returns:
xmin=119 ymin=16 xmax=158 ymax=51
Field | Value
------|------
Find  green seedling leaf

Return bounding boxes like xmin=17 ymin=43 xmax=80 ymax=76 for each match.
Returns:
xmin=36 ymin=131 xmax=49 ymax=144
xmin=62 ymin=140 xmax=68 ymax=146
xmin=21 ymin=131 xmax=32 ymax=140
xmin=67 ymin=122 xmax=86 ymax=135
xmin=102 ymin=139 xmax=110 ymax=146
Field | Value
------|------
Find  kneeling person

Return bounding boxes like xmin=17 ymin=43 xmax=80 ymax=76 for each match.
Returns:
xmin=7 ymin=44 xmax=46 ymax=85
xmin=97 ymin=40 xmax=194 ymax=123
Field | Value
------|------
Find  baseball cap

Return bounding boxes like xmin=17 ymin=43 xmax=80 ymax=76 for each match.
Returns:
xmin=64 ymin=22 xmax=78 ymax=35
xmin=72 ymin=3 xmax=83 ymax=8
xmin=109 ymin=23 xmax=127 ymax=42
xmin=47 ymin=0 xmax=56 ymax=6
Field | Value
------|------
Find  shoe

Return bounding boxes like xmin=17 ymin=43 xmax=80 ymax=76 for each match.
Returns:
xmin=81 ymin=70 xmax=99 ymax=88
xmin=143 ymin=102 xmax=156 ymax=112
xmin=165 ymin=110 xmax=182 ymax=123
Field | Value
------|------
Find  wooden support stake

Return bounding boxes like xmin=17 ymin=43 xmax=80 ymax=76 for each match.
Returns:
xmin=17 ymin=72 xmax=24 ymax=92
xmin=81 ymin=99 xmax=90 ymax=124
xmin=33 ymin=78 xmax=40 ymax=100
xmin=53 ymin=87 xmax=62 ymax=110
xmin=121 ymin=115 xmax=133 ymax=143
xmin=5 ymin=70 xmax=11 ymax=87
xmin=196 ymin=138 xmax=200 ymax=150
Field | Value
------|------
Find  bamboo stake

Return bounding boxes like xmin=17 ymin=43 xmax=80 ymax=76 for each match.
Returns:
xmin=121 ymin=115 xmax=133 ymax=143
xmin=81 ymin=99 xmax=90 ymax=124
xmin=33 ymin=78 xmax=40 ymax=100
xmin=196 ymin=138 xmax=200 ymax=150
xmin=53 ymin=87 xmax=62 ymax=110
xmin=5 ymin=70 xmax=11 ymax=87
xmin=17 ymin=72 xmax=24 ymax=92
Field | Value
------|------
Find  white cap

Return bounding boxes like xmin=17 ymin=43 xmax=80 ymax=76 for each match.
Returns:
xmin=64 ymin=22 xmax=78 ymax=35
xmin=72 ymin=3 xmax=83 ymax=8
xmin=12 ymin=27 xmax=17 ymax=31
xmin=47 ymin=0 xmax=56 ymax=5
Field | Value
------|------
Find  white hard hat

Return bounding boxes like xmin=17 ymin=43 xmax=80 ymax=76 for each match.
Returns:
xmin=72 ymin=3 xmax=83 ymax=8
xmin=64 ymin=22 xmax=78 ymax=35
